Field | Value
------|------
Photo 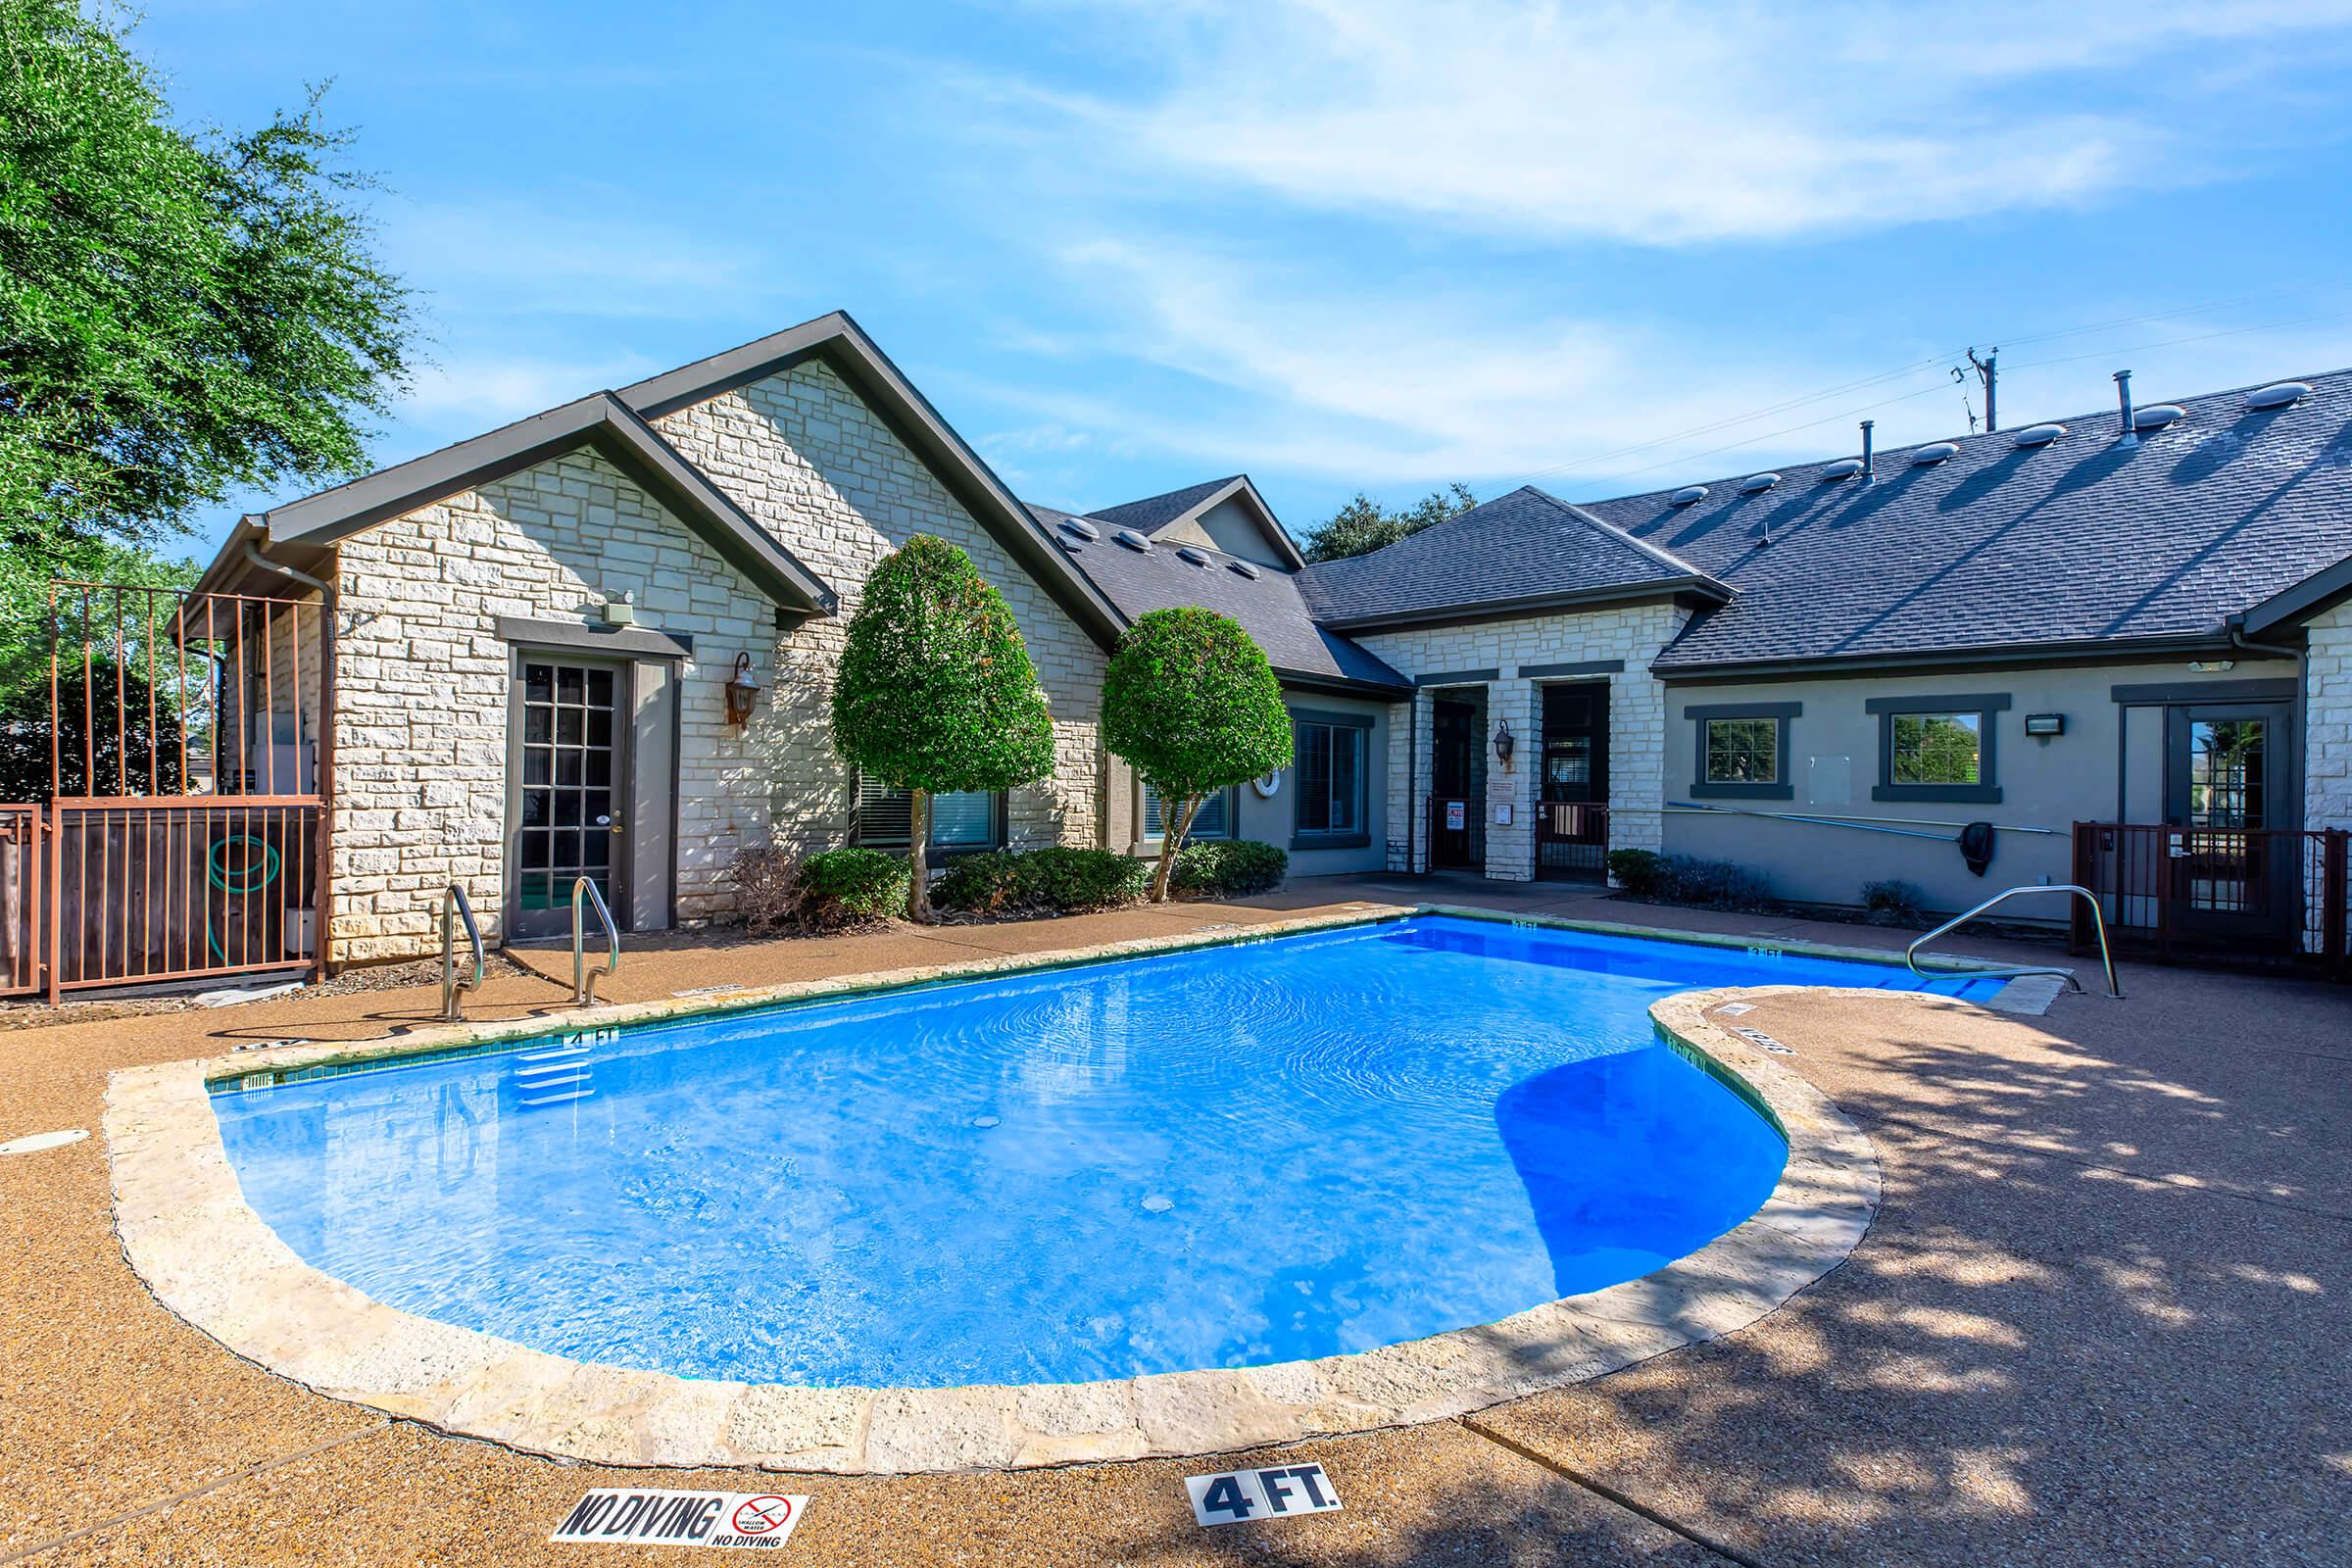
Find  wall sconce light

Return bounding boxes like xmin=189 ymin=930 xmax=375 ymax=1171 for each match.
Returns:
xmin=2024 ymin=712 xmax=2066 ymax=738
xmin=725 ymin=652 xmax=761 ymax=727
xmin=1492 ymin=718 xmax=1516 ymax=773
xmin=602 ymin=591 xmax=637 ymax=627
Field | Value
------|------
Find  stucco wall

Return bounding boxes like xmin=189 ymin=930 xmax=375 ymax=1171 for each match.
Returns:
xmin=1660 ymin=657 xmax=2298 ymax=915
xmin=652 ymin=360 xmax=1106 ymax=858
xmin=2308 ymin=599 xmax=2352 ymax=832
xmin=1354 ymin=603 xmax=1688 ymax=879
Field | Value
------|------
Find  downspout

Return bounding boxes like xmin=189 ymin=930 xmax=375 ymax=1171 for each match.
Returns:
xmin=243 ymin=540 xmax=338 ymax=981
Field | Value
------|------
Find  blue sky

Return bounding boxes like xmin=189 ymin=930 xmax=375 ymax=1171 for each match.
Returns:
xmin=146 ymin=0 xmax=2352 ymax=560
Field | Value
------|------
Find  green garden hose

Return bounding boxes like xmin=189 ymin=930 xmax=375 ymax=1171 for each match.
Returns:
xmin=206 ymin=833 xmax=281 ymax=965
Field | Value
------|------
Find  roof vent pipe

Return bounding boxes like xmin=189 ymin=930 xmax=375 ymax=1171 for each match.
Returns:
xmin=1860 ymin=419 xmax=1875 ymax=482
xmin=2114 ymin=369 xmax=2137 ymax=450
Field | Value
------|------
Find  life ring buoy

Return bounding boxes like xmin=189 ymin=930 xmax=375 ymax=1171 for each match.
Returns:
xmin=1252 ymin=770 xmax=1283 ymax=799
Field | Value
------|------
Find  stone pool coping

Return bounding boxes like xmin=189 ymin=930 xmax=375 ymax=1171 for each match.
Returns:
xmin=105 ymin=904 xmax=1936 ymax=1474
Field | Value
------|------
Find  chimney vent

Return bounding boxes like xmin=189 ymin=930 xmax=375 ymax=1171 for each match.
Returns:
xmin=1860 ymin=419 xmax=1875 ymax=481
xmin=2114 ymin=369 xmax=2137 ymax=449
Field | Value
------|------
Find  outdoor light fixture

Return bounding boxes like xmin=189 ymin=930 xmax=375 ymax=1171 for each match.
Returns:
xmin=725 ymin=652 xmax=761 ymax=727
xmin=1492 ymin=718 xmax=1516 ymax=773
xmin=2187 ymin=660 xmax=2235 ymax=674
xmin=602 ymin=591 xmax=637 ymax=627
xmin=2024 ymin=713 xmax=2066 ymax=738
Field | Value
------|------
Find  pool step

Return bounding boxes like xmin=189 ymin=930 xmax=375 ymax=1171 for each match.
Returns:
xmin=514 ymin=1041 xmax=595 ymax=1106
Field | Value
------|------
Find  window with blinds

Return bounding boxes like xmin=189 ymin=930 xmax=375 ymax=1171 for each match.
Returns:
xmin=1142 ymin=783 xmax=1233 ymax=841
xmin=854 ymin=774 xmax=1002 ymax=849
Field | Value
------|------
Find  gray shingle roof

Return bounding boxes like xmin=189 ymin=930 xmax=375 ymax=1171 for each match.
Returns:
xmin=1032 ymin=505 xmax=1410 ymax=694
xmin=1294 ymin=485 xmax=1732 ymax=629
xmin=1085 ymin=476 xmax=1244 ymax=535
xmin=1574 ymin=368 xmax=2352 ymax=671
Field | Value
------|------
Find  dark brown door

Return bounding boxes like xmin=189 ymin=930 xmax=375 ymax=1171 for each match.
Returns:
xmin=2164 ymin=704 xmax=2293 ymax=943
xmin=1431 ymin=699 xmax=1479 ymax=869
xmin=509 ymin=657 xmax=628 ymax=940
xmin=1538 ymin=683 xmax=1609 ymax=879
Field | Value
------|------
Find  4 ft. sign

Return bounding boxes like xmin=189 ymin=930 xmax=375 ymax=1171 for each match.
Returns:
xmin=1185 ymin=1463 xmax=1344 ymax=1527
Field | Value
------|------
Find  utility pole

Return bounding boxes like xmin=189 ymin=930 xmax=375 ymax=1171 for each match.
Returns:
xmin=1965 ymin=347 xmax=1998 ymax=433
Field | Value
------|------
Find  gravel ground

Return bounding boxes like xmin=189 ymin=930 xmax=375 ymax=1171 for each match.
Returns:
xmin=2 ymin=875 xmax=2346 ymax=1565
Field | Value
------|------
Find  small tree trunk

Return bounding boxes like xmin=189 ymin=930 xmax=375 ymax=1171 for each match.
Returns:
xmin=1149 ymin=793 xmax=1203 ymax=903
xmin=907 ymin=787 xmax=934 ymax=923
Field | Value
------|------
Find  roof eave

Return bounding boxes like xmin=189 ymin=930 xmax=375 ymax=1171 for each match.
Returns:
xmin=1274 ymin=666 xmax=1414 ymax=701
xmin=1651 ymin=630 xmax=2246 ymax=685
xmin=1316 ymin=577 xmax=1732 ymax=635
xmin=2241 ymin=553 xmax=2352 ymax=637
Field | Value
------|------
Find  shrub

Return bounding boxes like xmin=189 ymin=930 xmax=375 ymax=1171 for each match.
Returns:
xmin=1606 ymin=848 xmax=1663 ymax=896
xmin=930 ymin=851 xmax=1026 ymax=916
xmin=830 ymin=535 xmax=1055 ymax=921
xmin=793 ymin=848 xmax=909 ymax=932
xmin=1861 ymin=878 xmax=1925 ymax=925
xmin=1169 ymin=839 xmax=1288 ymax=899
xmin=1018 ymin=847 xmax=1150 ymax=912
xmin=1658 ymin=856 xmax=1772 ymax=911
xmin=728 ymin=844 xmax=803 ymax=936
xmin=1102 ymin=609 xmax=1293 ymax=902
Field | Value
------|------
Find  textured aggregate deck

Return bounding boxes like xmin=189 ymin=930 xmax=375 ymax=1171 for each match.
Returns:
xmin=4 ymin=874 xmax=2347 ymax=1564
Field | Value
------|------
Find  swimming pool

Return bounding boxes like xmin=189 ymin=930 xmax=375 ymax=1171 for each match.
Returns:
xmin=214 ymin=916 xmax=1995 ymax=1390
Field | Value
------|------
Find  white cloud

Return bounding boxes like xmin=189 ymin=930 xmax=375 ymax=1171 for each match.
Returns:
xmin=401 ymin=352 xmax=664 ymax=425
xmin=1016 ymin=0 xmax=2352 ymax=244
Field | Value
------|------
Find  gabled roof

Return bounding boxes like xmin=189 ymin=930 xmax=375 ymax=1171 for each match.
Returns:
xmin=1033 ymin=505 xmax=1411 ymax=697
xmin=1575 ymin=368 xmax=2352 ymax=674
xmin=617 ymin=312 xmax=1125 ymax=648
xmin=1083 ymin=475 xmax=1307 ymax=570
xmin=255 ymin=392 xmax=836 ymax=615
xmin=1296 ymin=485 xmax=1733 ymax=631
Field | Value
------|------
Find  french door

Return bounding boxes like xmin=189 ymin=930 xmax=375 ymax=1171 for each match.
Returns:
xmin=2163 ymin=703 xmax=2293 ymax=942
xmin=509 ymin=657 xmax=628 ymax=940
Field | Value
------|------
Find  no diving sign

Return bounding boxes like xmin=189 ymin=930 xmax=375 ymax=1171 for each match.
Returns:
xmin=1186 ymin=1463 xmax=1343 ymax=1526
xmin=552 ymin=1489 xmax=808 ymax=1551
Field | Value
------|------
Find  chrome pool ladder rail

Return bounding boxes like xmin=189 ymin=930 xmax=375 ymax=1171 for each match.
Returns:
xmin=572 ymin=876 xmax=619 ymax=1005
xmin=440 ymin=884 xmax=485 ymax=1021
xmin=1906 ymin=882 xmax=2122 ymax=999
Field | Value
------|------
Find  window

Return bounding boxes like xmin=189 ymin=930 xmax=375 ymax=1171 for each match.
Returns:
xmin=1292 ymin=710 xmax=1371 ymax=848
xmin=854 ymin=773 xmax=1003 ymax=850
xmin=1868 ymin=693 xmax=2008 ymax=803
xmin=1686 ymin=703 xmax=1798 ymax=800
xmin=1704 ymin=717 xmax=1779 ymax=785
xmin=1142 ymin=782 xmax=1233 ymax=841
xmin=1888 ymin=712 xmax=1980 ymax=785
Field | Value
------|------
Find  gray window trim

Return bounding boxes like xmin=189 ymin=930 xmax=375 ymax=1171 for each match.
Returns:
xmin=849 ymin=775 xmax=1009 ymax=856
xmin=1290 ymin=708 xmax=1374 ymax=850
xmin=1134 ymin=781 xmax=1239 ymax=849
xmin=2110 ymin=677 xmax=2297 ymax=706
xmin=1868 ymin=693 xmax=2010 ymax=803
xmin=496 ymin=615 xmax=695 ymax=661
xmin=1518 ymin=659 xmax=1624 ymax=678
xmin=1686 ymin=702 xmax=1798 ymax=800
xmin=1412 ymin=667 xmax=1499 ymax=688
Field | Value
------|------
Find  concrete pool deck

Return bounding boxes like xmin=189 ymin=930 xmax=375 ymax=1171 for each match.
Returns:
xmin=4 ymin=874 xmax=2349 ymax=1563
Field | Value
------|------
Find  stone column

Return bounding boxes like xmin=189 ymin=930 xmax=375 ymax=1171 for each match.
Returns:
xmin=1483 ymin=677 xmax=1539 ymax=881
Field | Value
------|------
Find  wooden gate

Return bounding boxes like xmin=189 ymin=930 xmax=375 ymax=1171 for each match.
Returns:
xmin=12 ymin=581 xmax=333 ymax=1000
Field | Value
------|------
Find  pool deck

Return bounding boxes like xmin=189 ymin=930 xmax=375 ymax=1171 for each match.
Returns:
xmin=5 ymin=872 xmax=2349 ymax=1564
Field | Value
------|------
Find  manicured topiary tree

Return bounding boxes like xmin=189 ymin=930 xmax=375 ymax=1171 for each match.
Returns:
xmin=831 ymin=535 xmax=1055 ymax=922
xmin=1102 ymin=608 xmax=1292 ymax=903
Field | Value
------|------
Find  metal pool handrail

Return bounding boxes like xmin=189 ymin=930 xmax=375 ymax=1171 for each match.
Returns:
xmin=440 ymin=885 xmax=484 ymax=1021
xmin=1906 ymin=883 xmax=2122 ymax=999
xmin=572 ymin=876 xmax=619 ymax=1005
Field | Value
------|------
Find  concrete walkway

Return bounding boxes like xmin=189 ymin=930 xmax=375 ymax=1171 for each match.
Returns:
xmin=2 ymin=878 xmax=2346 ymax=1564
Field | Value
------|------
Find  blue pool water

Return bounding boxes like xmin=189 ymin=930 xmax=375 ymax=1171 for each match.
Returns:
xmin=216 ymin=917 xmax=1995 ymax=1388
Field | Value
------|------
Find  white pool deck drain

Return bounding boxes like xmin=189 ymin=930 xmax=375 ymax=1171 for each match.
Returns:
xmin=102 ymin=906 xmax=1997 ymax=1476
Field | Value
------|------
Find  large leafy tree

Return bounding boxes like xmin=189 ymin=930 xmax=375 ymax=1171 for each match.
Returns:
xmin=1299 ymin=482 xmax=1477 ymax=564
xmin=0 ymin=0 xmax=414 ymax=717
xmin=830 ymin=535 xmax=1056 ymax=922
xmin=1102 ymin=608 xmax=1292 ymax=903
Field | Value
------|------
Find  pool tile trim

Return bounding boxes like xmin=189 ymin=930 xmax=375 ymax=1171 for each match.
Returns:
xmin=110 ymin=906 xmax=1897 ymax=1475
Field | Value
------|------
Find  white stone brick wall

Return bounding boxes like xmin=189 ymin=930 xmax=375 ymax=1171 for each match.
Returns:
xmin=1358 ymin=603 xmax=1688 ymax=881
xmin=652 ymin=361 xmax=1106 ymax=860
xmin=2308 ymin=598 xmax=2352 ymax=833
xmin=323 ymin=359 xmax=1106 ymax=963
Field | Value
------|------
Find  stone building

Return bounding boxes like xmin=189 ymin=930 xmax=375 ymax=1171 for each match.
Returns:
xmin=192 ymin=314 xmax=2352 ymax=963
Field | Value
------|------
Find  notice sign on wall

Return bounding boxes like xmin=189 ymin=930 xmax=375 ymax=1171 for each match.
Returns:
xmin=1446 ymin=800 xmax=1466 ymax=830
xmin=552 ymin=1490 xmax=808 ymax=1551
xmin=1186 ymin=1464 xmax=1344 ymax=1527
